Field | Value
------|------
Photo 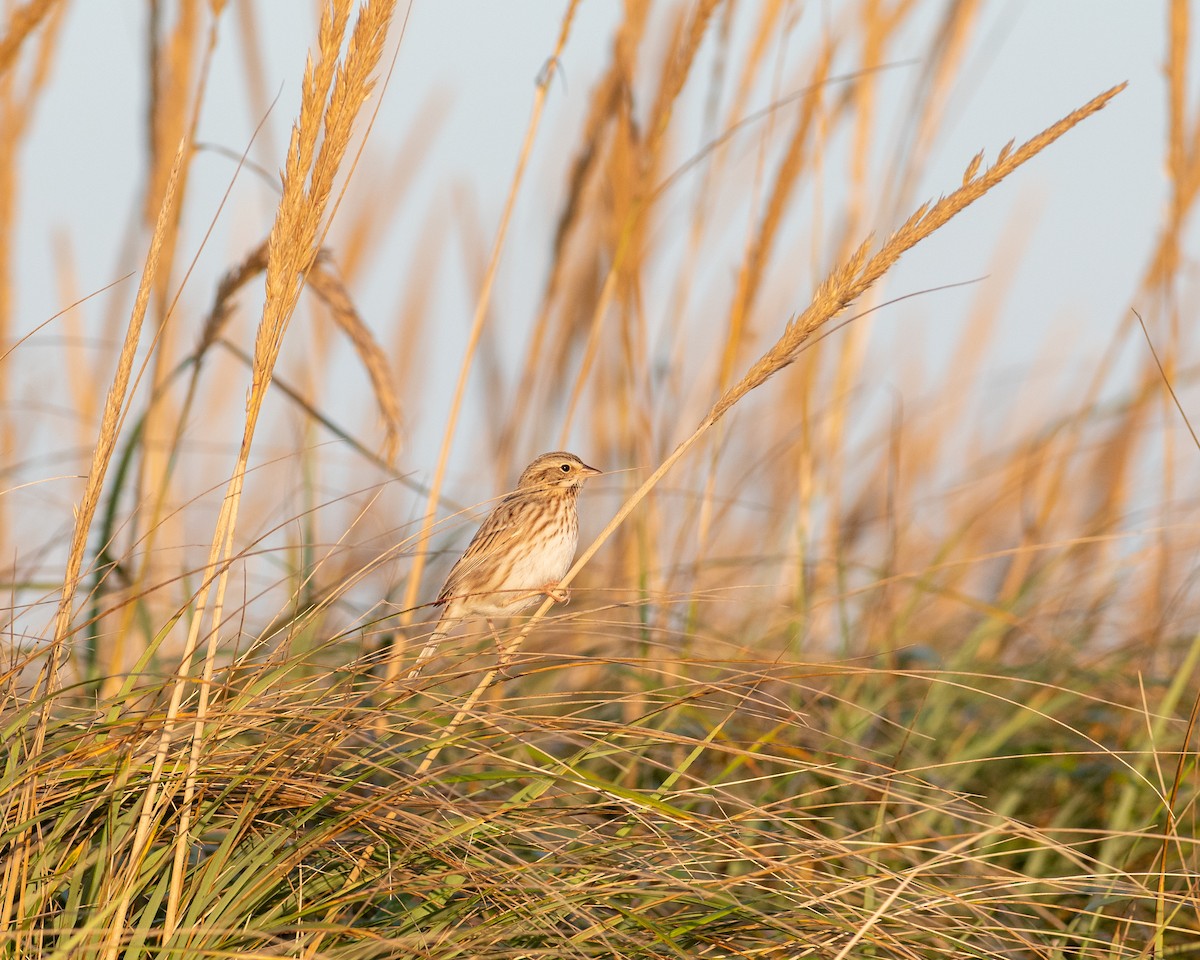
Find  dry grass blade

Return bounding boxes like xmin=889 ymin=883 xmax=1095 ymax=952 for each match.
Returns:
xmin=720 ymin=36 xmax=835 ymax=392
xmin=307 ymin=252 xmax=404 ymax=462
xmin=645 ymin=0 xmax=723 ymax=155
xmin=554 ymin=0 xmax=730 ymax=446
xmin=0 ymin=0 xmax=64 ymax=560
xmin=503 ymin=5 xmax=648 ymax=469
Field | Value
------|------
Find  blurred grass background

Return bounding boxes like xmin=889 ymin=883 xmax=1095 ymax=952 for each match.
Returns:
xmin=1 ymin=1 xmax=1198 ymax=957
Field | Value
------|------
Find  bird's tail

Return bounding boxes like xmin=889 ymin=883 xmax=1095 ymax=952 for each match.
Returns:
xmin=408 ymin=612 xmax=454 ymax=678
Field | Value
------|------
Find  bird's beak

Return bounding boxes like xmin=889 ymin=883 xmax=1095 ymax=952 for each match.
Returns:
xmin=580 ymin=462 xmax=602 ymax=478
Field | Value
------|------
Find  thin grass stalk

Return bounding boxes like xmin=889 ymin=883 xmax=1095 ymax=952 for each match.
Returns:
xmin=1166 ymin=0 xmax=1188 ymax=286
xmin=660 ymin=8 xmax=739 ymax=608
xmin=1128 ymin=0 xmax=1195 ymax=296
xmin=720 ymin=37 xmax=833 ymax=391
xmin=1148 ymin=0 xmax=1195 ymax=659
xmin=231 ymin=0 xmax=276 ymax=165
xmin=888 ymin=1 xmax=984 ymax=214
xmin=645 ymin=0 xmax=722 ymax=157
xmin=336 ymin=93 xmax=446 ymax=280
xmin=1096 ymin=625 xmax=1200 ymax=872
xmin=419 ymin=83 xmax=1128 ymax=767
xmin=1139 ymin=351 xmax=1200 ymax=878
xmin=1156 ymin=651 xmax=1200 ymax=951
xmin=556 ymin=220 xmax=633 ymax=448
xmin=306 ymin=254 xmax=404 ymax=461
xmin=387 ymin=0 xmax=581 ymax=681
xmin=819 ymin=5 xmax=923 ymax=610
xmin=216 ymin=337 xmax=410 ymax=481
xmin=52 ymin=238 xmax=97 ymax=455
xmin=191 ymin=241 xmax=402 ymax=463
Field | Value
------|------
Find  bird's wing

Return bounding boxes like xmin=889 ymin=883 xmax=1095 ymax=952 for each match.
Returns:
xmin=436 ymin=493 xmax=532 ymax=604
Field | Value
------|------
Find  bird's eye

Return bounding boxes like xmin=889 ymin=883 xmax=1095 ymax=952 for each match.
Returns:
xmin=560 ymin=463 xmax=572 ymax=472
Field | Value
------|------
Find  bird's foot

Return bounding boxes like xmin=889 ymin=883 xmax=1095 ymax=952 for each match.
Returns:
xmin=544 ymin=583 xmax=571 ymax=604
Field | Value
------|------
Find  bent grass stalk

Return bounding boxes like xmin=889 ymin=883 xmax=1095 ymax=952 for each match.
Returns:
xmin=417 ymin=81 xmax=1129 ymax=773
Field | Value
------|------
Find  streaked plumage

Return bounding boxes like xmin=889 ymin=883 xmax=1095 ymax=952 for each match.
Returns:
xmin=411 ymin=451 xmax=601 ymax=673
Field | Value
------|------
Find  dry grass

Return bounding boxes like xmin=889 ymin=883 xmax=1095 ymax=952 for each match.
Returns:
xmin=1 ymin=2 xmax=1197 ymax=958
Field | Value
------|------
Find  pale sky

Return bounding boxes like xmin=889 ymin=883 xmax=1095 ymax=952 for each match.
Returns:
xmin=5 ymin=1 xmax=1188 ymax=532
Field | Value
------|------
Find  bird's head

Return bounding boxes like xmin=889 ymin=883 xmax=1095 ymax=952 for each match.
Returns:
xmin=516 ymin=451 xmax=602 ymax=492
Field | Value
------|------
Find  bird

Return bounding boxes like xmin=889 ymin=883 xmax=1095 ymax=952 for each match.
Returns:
xmin=411 ymin=451 xmax=601 ymax=674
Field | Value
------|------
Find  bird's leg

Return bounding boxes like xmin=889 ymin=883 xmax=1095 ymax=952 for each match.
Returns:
xmin=488 ymin=618 xmax=515 ymax=677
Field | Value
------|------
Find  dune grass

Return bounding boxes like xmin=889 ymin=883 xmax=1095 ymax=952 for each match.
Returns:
xmin=2 ymin=1 xmax=1197 ymax=957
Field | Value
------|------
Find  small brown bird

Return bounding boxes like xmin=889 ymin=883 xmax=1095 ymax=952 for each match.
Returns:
xmin=411 ymin=451 xmax=601 ymax=673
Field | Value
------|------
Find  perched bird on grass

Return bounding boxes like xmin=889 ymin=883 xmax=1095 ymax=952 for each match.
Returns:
xmin=411 ymin=451 xmax=601 ymax=674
